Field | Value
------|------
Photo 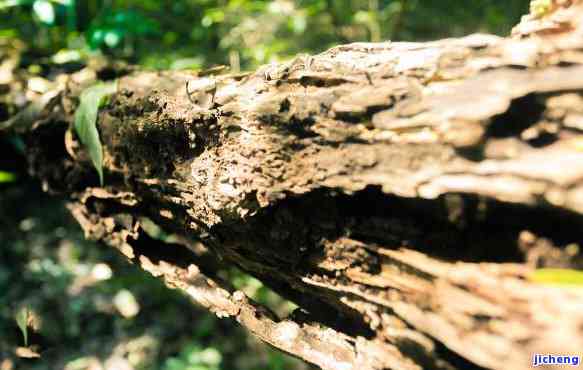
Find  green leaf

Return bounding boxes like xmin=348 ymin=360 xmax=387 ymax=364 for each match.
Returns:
xmin=74 ymin=81 xmax=117 ymax=186
xmin=15 ymin=307 xmax=29 ymax=346
xmin=0 ymin=171 xmax=16 ymax=183
xmin=529 ymin=268 xmax=583 ymax=286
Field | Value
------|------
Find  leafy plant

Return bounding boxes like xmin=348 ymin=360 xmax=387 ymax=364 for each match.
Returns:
xmin=74 ymin=81 xmax=117 ymax=186
xmin=1 ymin=0 xmax=529 ymax=70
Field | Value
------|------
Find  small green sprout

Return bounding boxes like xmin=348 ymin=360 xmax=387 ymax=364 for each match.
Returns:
xmin=74 ymin=81 xmax=117 ymax=186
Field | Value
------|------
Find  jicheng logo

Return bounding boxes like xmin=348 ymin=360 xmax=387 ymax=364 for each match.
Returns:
xmin=533 ymin=354 xmax=580 ymax=367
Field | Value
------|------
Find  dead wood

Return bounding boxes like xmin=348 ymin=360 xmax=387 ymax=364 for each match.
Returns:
xmin=4 ymin=2 xmax=583 ymax=369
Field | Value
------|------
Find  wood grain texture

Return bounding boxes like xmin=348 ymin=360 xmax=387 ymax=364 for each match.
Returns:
xmin=4 ymin=2 xmax=583 ymax=369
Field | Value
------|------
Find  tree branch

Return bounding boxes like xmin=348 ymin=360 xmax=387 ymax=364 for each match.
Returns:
xmin=4 ymin=2 xmax=583 ymax=369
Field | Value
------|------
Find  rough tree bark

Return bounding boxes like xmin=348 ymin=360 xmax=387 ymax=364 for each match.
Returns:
xmin=3 ymin=2 xmax=583 ymax=369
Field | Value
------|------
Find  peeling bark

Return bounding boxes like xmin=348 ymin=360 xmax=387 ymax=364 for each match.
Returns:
xmin=4 ymin=2 xmax=583 ymax=369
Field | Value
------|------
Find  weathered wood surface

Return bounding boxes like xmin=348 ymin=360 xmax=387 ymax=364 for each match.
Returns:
xmin=3 ymin=2 xmax=583 ymax=369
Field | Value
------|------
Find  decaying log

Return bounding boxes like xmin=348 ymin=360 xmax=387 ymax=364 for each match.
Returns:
xmin=4 ymin=1 xmax=583 ymax=369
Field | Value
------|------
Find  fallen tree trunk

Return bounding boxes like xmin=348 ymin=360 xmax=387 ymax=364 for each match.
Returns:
xmin=4 ymin=2 xmax=583 ymax=369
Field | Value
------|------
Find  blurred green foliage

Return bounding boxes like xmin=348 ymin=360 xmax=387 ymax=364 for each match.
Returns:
xmin=0 ymin=0 xmax=529 ymax=70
